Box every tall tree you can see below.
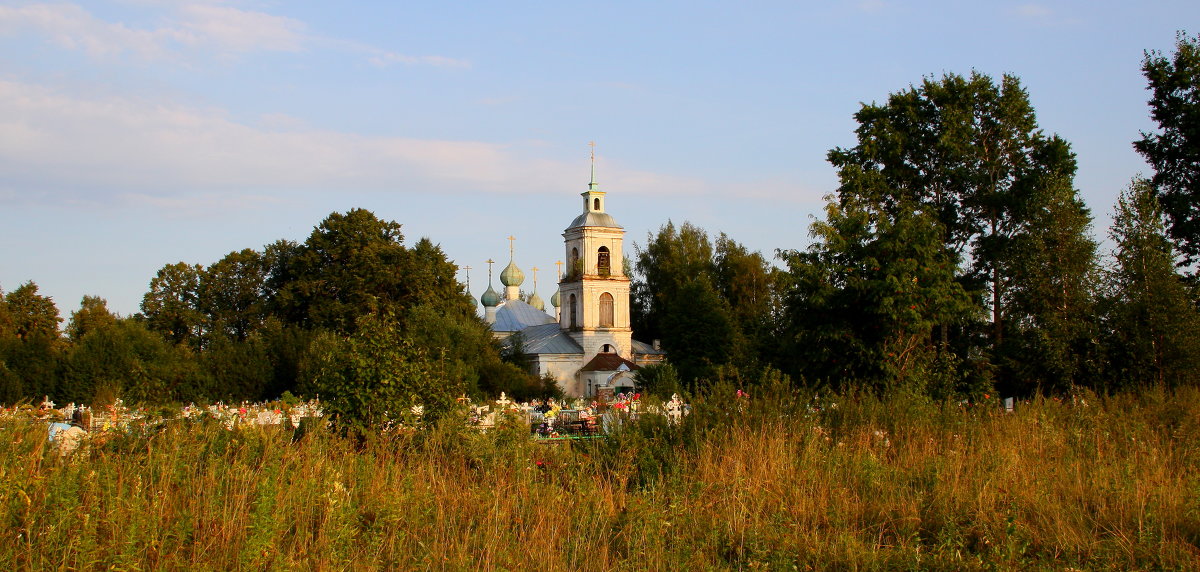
[5,281,62,340]
[0,282,63,400]
[632,221,781,380]
[632,220,716,342]
[141,262,204,346]
[1103,177,1200,388]
[199,248,267,342]
[67,295,118,341]
[780,197,976,390]
[826,71,1080,368]
[1000,170,1100,393]
[275,209,410,333]
[1135,32,1200,267]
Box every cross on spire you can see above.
[555,260,564,280]
[588,141,598,190]
[460,265,472,291]
[531,266,540,289]
[507,235,517,259]
[486,258,495,281]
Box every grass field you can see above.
[3,385,1198,569]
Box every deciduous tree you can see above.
[1102,178,1200,388]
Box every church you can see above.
[477,167,665,398]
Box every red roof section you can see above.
[579,353,640,372]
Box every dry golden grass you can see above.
[3,387,1198,569]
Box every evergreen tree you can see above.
[1135,32,1200,267]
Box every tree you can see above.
[60,318,209,404]
[1000,170,1100,393]
[780,197,976,391]
[67,295,118,341]
[305,311,461,434]
[141,262,204,346]
[1135,32,1200,267]
[5,281,61,340]
[827,71,1077,350]
[632,221,782,380]
[659,277,743,384]
[199,249,267,342]
[275,209,410,333]
[1102,178,1200,388]
[632,221,716,343]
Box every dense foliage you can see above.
[0,209,535,425]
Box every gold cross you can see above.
[531,266,539,287]
[555,260,563,279]
[507,235,516,256]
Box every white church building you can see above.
[478,171,665,398]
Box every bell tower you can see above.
[559,144,633,364]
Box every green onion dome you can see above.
[481,284,501,307]
[528,291,545,311]
[500,260,524,287]
[550,288,561,308]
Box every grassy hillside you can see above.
[3,386,1198,569]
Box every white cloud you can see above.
[176,3,305,53]
[0,79,806,212]
[0,2,463,66]
[0,3,183,59]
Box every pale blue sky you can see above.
[0,0,1194,317]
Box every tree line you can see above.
[634,32,1200,399]
[0,209,551,428]
[2,33,1198,411]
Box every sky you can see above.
[0,0,1195,319]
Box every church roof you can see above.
[516,322,583,354]
[567,211,622,230]
[631,339,666,355]
[492,300,556,332]
[580,353,640,372]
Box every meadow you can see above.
[3,384,1198,570]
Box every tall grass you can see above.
[3,387,1198,569]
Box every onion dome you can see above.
[481,284,501,308]
[481,258,502,308]
[500,235,524,287]
[500,260,524,287]
[528,291,545,311]
[550,288,561,309]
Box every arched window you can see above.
[597,246,611,276]
[602,344,613,353]
[599,292,614,327]
[569,294,578,329]
[570,247,579,278]
[593,197,601,211]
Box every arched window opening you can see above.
[597,246,611,276]
[569,294,578,329]
[599,292,614,327]
[602,344,613,353]
[569,247,580,279]
[593,197,601,211]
